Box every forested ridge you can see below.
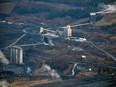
[12,0,115,20]
[32,0,115,7]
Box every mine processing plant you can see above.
[9,5,116,65]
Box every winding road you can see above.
[72,63,78,76]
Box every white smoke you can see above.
[104,5,116,12]
[0,80,9,87]
[0,50,9,65]
[100,4,116,13]
[42,64,62,81]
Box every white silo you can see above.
[10,46,23,65]
[63,25,72,37]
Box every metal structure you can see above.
[43,36,54,46]
[90,5,116,23]
[39,27,44,34]
[90,13,97,23]
[10,41,54,65]
[39,23,91,38]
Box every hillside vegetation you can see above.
[14,0,115,20]
[32,0,115,7]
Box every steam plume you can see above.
[0,50,9,65]
[0,80,9,87]
[42,64,62,81]
[101,4,116,13]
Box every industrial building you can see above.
[39,27,44,34]
[10,46,23,65]
[63,25,72,37]
[90,13,96,23]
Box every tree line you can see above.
[32,0,115,7]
